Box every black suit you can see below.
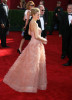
[49,6,63,34]
[0,3,9,47]
[44,7,48,28]
[37,16,47,38]
[62,13,72,61]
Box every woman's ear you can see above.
[33,14,35,18]
[32,14,34,17]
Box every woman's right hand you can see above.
[43,39,47,44]
[24,26,26,31]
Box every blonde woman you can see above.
[17,1,35,54]
[3,8,47,93]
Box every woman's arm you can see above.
[24,11,30,30]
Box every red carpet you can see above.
[0,32,72,100]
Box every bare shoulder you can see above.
[29,20,38,31]
[27,10,31,14]
[30,20,38,28]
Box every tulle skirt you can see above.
[3,38,47,93]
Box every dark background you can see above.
[7,0,72,11]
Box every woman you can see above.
[17,1,35,54]
[3,8,47,93]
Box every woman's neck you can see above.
[32,18,37,22]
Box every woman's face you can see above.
[29,3,34,10]
[33,12,40,20]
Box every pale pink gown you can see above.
[3,27,47,93]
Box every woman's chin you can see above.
[37,18,40,20]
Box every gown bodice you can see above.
[30,27,42,39]
[30,27,42,45]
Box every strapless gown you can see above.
[3,27,47,93]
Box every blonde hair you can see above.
[31,8,40,16]
[26,1,35,10]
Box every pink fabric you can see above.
[3,27,47,93]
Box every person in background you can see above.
[3,8,47,93]
[17,0,26,10]
[0,0,9,48]
[49,1,63,36]
[37,5,47,38]
[39,0,48,30]
[61,4,72,66]
[17,1,35,54]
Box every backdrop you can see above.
[7,0,72,11]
